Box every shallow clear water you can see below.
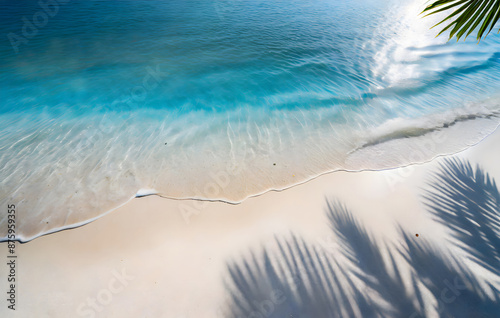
[1,0,500,240]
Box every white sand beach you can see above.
[1,124,499,318]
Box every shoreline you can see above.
[5,116,500,243]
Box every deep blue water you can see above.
[1,0,500,240]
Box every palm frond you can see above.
[422,0,500,42]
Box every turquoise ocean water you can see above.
[1,0,500,240]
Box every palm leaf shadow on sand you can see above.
[406,158,500,317]
[225,232,379,318]
[424,158,500,277]
[224,158,500,318]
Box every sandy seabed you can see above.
[1,126,500,318]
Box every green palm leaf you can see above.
[422,0,500,42]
